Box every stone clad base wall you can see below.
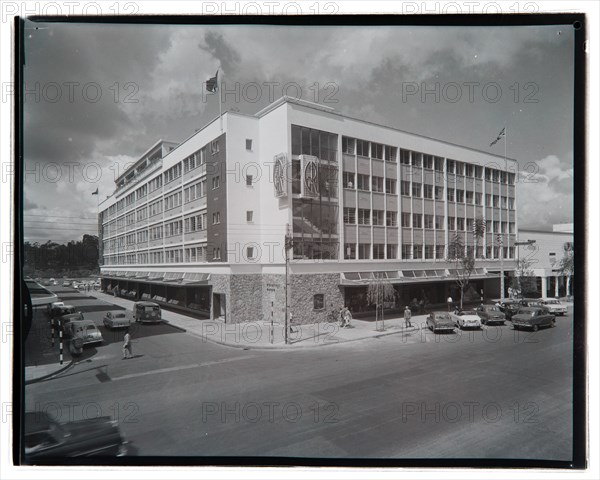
[290,273,344,325]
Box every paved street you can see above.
[25,288,573,460]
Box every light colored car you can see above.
[426,312,456,333]
[62,280,71,287]
[68,320,104,346]
[103,310,134,329]
[450,310,482,329]
[540,298,567,316]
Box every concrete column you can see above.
[554,275,560,297]
[541,276,548,297]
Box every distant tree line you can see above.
[23,234,99,276]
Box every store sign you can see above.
[273,153,287,198]
[300,154,319,198]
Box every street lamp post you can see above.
[497,234,504,302]
[284,224,293,345]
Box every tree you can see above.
[557,244,574,298]
[366,274,396,331]
[473,217,486,258]
[448,233,475,310]
[510,257,537,298]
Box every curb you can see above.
[25,360,74,385]
[180,324,422,351]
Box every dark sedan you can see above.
[511,307,556,332]
[475,304,506,325]
[426,312,456,333]
[24,412,128,462]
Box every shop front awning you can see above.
[340,268,498,285]
[102,271,211,286]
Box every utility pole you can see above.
[284,224,293,345]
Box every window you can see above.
[386,211,397,227]
[344,243,356,259]
[509,222,515,234]
[213,212,220,224]
[357,174,370,191]
[385,178,396,194]
[246,175,253,186]
[413,213,422,228]
[435,157,444,172]
[448,216,456,230]
[412,182,422,197]
[424,184,433,199]
[165,191,182,210]
[212,176,220,189]
[466,218,474,232]
[423,154,433,169]
[371,143,383,159]
[425,245,434,259]
[475,192,482,205]
[508,197,515,209]
[400,149,411,165]
[246,139,252,150]
[358,243,370,259]
[501,222,507,233]
[508,172,516,185]
[373,244,385,259]
[343,207,356,224]
[246,210,254,222]
[164,163,182,184]
[401,213,411,227]
[386,244,397,259]
[456,189,464,203]
[213,247,221,260]
[457,217,465,231]
[493,221,499,233]
[436,245,445,259]
[455,162,464,175]
[358,209,370,225]
[246,246,255,260]
[466,191,474,204]
[465,164,474,177]
[447,188,455,201]
[435,186,444,200]
[356,139,369,157]
[485,194,492,206]
[385,145,397,162]
[342,136,355,155]
[493,195,499,207]
[211,140,219,155]
[413,245,423,259]
[501,196,508,208]
[343,172,355,189]
[401,181,411,196]
[412,152,422,167]
[372,176,384,192]
[424,214,434,229]
[372,210,384,226]
[402,244,412,259]
[447,160,455,174]
[313,294,325,310]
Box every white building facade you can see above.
[99,96,518,323]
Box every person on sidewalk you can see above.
[404,306,412,328]
[122,328,132,359]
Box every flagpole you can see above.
[218,68,222,133]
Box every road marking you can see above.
[111,355,254,381]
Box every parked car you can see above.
[449,310,482,329]
[511,307,556,331]
[57,312,85,335]
[24,411,128,461]
[540,298,568,316]
[103,310,134,329]
[426,312,456,333]
[50,304,77,318]
[47,301,64,315]
[68,320,104,346]
[475,304,506,325]
[519,298,545,308]
[498,300,522,321]
[62,280,71,287]
[133,301,162,323]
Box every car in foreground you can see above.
[68,320,104,346]
[426,312,456,333]
[449,310,482,329]
[103,310,134,329]
[511,306,556,331]
[540,298,568,316]
[24,411,128,461]
[475,304,506,325]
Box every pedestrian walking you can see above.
[122,328,132,359]
[403,306,412,328]
[447,296,453,312]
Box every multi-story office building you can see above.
[99,96,518,323]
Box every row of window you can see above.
[103,245,209,265]
[343,243,516,260]
[342,207,515,232]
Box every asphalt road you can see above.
[25,288,573,461]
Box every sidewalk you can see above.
[90,291,425,350]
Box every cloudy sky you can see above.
[22,20,575,243]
